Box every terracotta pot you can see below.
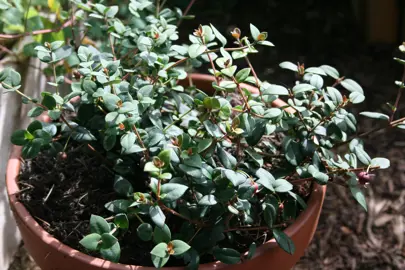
[6,74,326,270]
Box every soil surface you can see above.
[16,145,159,266]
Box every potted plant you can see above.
[3,0,398,269]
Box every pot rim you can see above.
[6,73,326,270]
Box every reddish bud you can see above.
[57,152,67,160]
[357,171,375,185]
[231,28,241,39]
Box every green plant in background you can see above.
[1,0,401,268]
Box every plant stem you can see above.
[390,65,405,122]
[289,165,380,185]
[310,77,344,110]
[23,0,32,32]
[132,124,149,160]
[177,0,197,26]
[165,46,250,71]
[0,18,74,39]
[105,18,117,60]
[187,227,201,244]
[156,0,160,17]
[160,204,204,226]
[52,63,59,95]
[163,107,193,132]
[289,91,310,131]
[233,77,251,111]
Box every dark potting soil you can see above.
[18,145,157,266]
[18,137,310,266]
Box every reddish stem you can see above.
[0,18,74,39]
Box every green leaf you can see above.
[48,109,61,120]
[349,184,367,211]
[237,185,256,199]
[103,133,116,151]
[221,66,237,77]
[235,68,251,83]
[144,161,159,172]
[264,108,282,119]
[114,175,134,197]
[247,242,256,259]
[305,67,326,76]
[100,242,120,263]
[256,168,275,191]
[21,139,42,159]
[349,92,365,104]
[198,138,213,153]
[103,94,121,111]
[273,179,293,192]
[121,132,136,152]
[258,40,274,46]
[341,79,364,94]
[218,147,237,169]
[183,154,202,168]
[53,46,72,62]
[79,233,101,251]
[153,224,171,244]
[212,247,241,264]
[0,68,21,88]
[245,148,263,167]
[90,215,110,234]
[11,130,27,146]
[203,120,223,138]
[326,87,343,105]
[249,24,260,41]
[137,223,153,241]
[118,102,137,113]
[151,243,169,258]
[27,120,42,133]
[158,149,171,168]
[188,44,207,58]
[161,183,188,202]
[106,5,119,17]
[100,233,118,249]
[310,74,324,89]
[320,65,340,79]
[354,145,371,165]
[288,191,307,209]
[27,107,45,117]
[151,254,170,268]
[359,112,389,121]
[210,24,227,46]
[179,164,202,178]
[198,194,217,205]
[292,83,315,94]
[224,169,246,186]
[149,205,166,228]
[313,171,329,185]
[41,94,56,110]
[273,229,295,254]
[104,200,131,213]
[263,203,277,227]
[171,240,191,255]
[114,213,129,229]
[370,157,390,169]
[279,61,298,72]
[261,83,289,95]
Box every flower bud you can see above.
[357,171,375,185]
[231,28,241,39]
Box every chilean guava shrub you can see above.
[2,0,398,268]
